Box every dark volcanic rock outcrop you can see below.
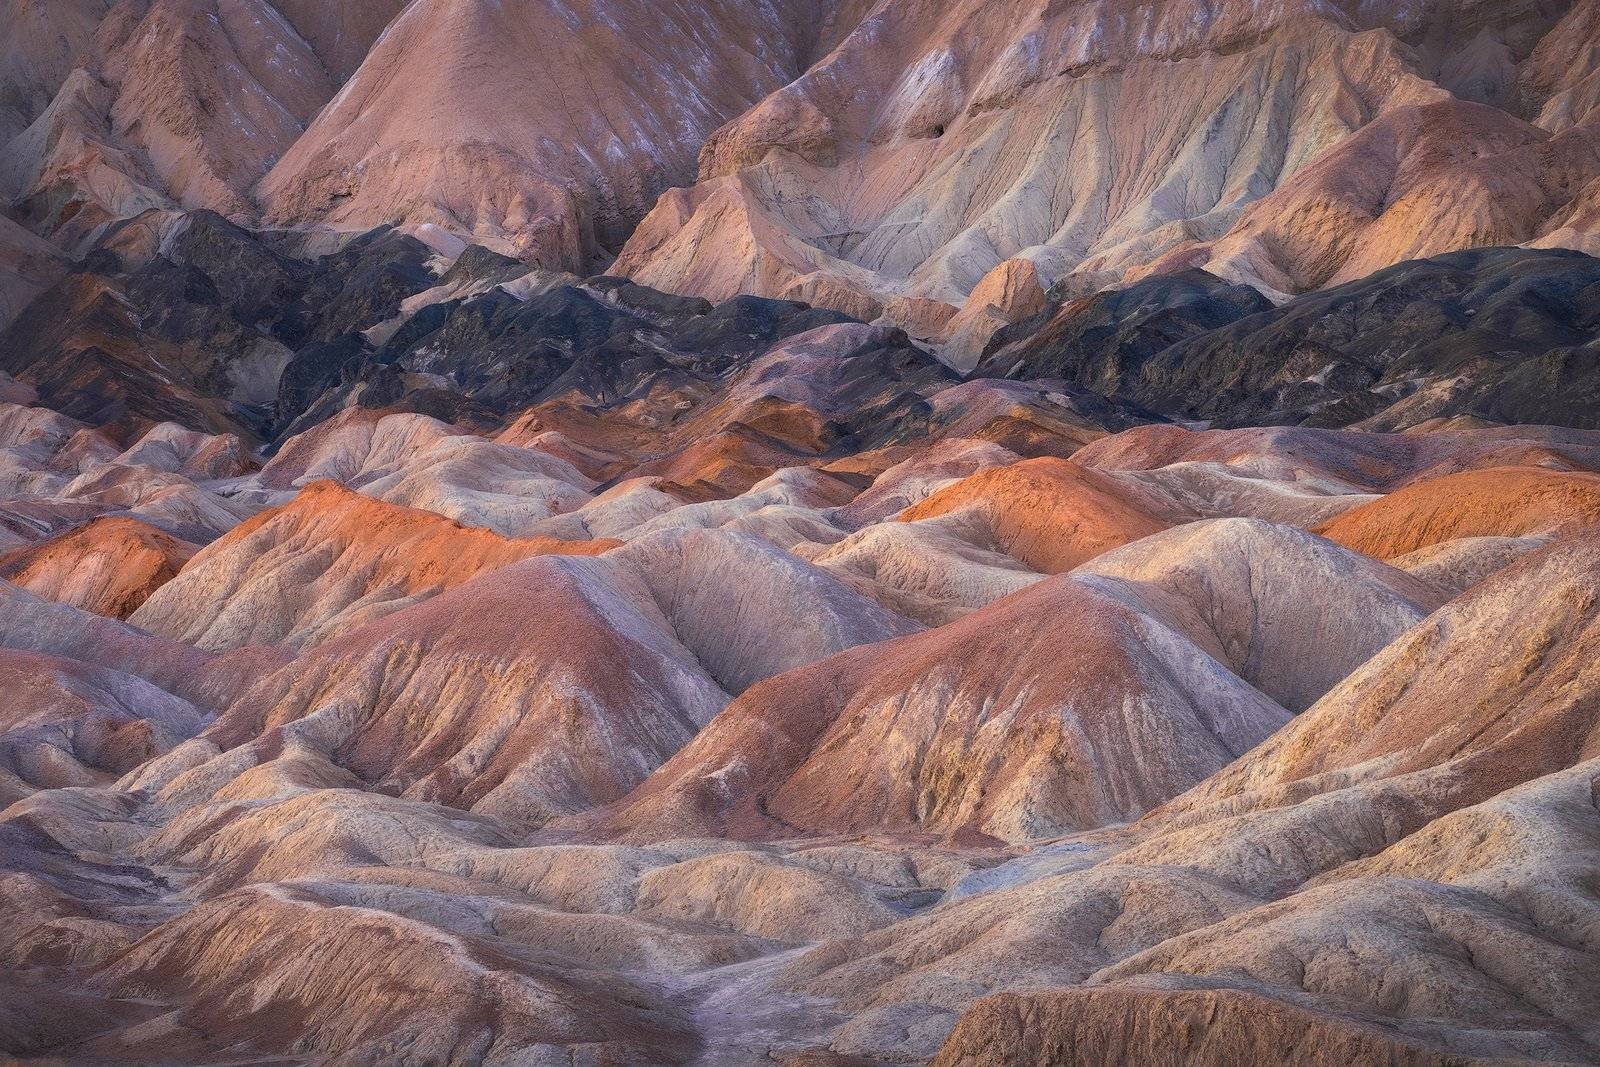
[0,214,438,439]
[982,248,1600,431]
[977,270,1275,388]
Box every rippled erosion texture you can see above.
[4,1,1600,1064]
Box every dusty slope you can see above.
[598,569,1290,844]
[896,456,1170,573]
[0,0,111,145]
[1073,421,1600,491]
[257,0,860,268]
[798,451,1173,621]
[1143,99,1600,296]
[3,402,1600,1065]
[129,480,614,652]
[0,216,65,329]
[615,1,1441,305]
[1074,519,1443,712]
[0,406,260,546]
[1313,465,1600,558]
[614,0,1599,349]
[751,533,1600,1064]
[0,648,205,800]
[0,516,196,618]
[81,878,702,1065]
[133,526,912,827]
[0,0,351,249]
[1167,536,1600,813]
[1389,533,1552,596]
[934,982,1566,1066]
[0,0,409,255]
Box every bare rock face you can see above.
[1145,100,1600,296]
[938,257,1049,372]
[0,0,408,254]
[0,0,110,140]
[0,0,344,249]
[993,247,1600,433]
[0,216,65,329]
[266,0,408,82]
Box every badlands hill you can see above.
[256,0,862,269]
[5,0,1600,358]
[5,0,1600,1064]
[0,0,857,269]
[0,515,196,618]
[3,390,1599,1063]
[615,0,1600,336]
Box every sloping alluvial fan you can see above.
[3,0,1600,1065]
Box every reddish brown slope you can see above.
[1313,466,1600,558]
[0,516,197,618]
[897,457,1170,573]
[598,571,1289,844]
[129,480,615,651]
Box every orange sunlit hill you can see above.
[3,1,1600,1063]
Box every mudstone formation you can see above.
[3,1,1600,1065]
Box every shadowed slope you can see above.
[1074,519,1443,712]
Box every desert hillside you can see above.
[3,2,1600,1064]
